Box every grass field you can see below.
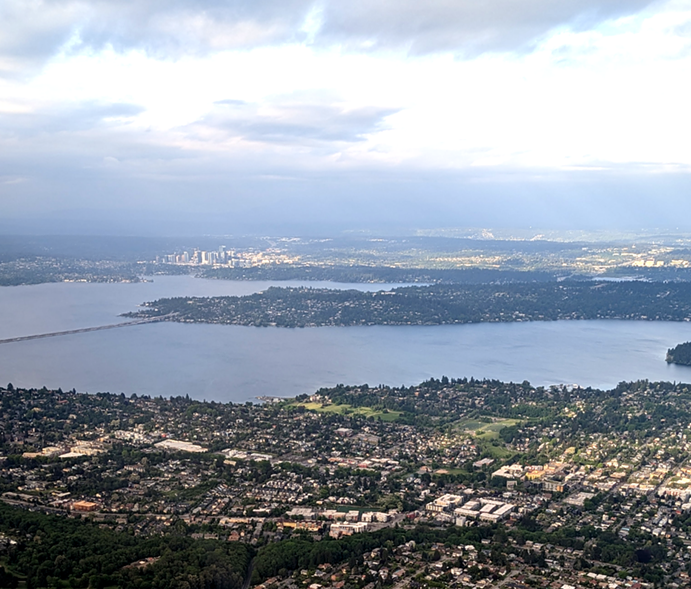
[456,417,520,440]
[476,440,514,459]
[294,402,402,422]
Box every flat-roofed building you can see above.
[72,500,99,512]
[155,439,207,453]
[329,522,369,538]
[425,494,465,513]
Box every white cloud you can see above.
[1,0,691,233]
[2,2,689,173]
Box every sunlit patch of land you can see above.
[456,416,520,438]
[293,401,402,422]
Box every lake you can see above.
[1,276,691,401]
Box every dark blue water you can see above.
[1,276,691,401]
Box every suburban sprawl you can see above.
[7,233,691,287]
[126,281,691,328]
[3,378,691,587]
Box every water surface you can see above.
[1,277,691,401]
[0,276,409,339]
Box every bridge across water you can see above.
[0,316,169,345]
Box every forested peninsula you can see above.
[667,342,691,366]
[126,281,691,328]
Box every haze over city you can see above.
[1,0,690,235]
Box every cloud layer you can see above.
[0,0,658,70]
[2,0,691,235]
[317,0,657,54]
[0,0,313,70]
[192,100,398,146]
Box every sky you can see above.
[1,0,690,235]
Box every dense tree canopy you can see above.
[666,341,691,366]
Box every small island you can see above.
[666,341,691,365]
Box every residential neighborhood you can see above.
[2,378,691,587]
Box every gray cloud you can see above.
[0,0,658,72]
[0,102,145,137]
[315,0,658,55]
[3,160,691,236]
[1,94,690,236]
[190,100,398,145]
[0,0,313,71]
